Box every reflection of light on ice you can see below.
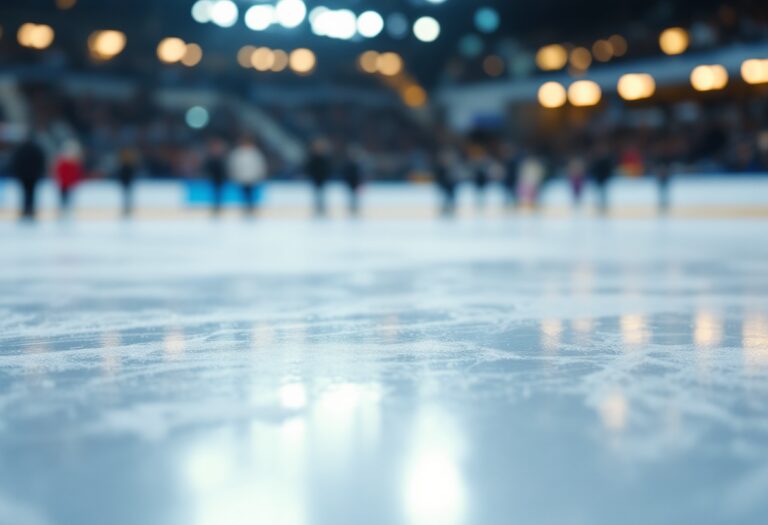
[186,440,234,490]
[598,391,628,432]
[540,319,562,352]
[403,407,466,525]
[571,318,594,345]
[313,383,382,459]
[621,314,647,348]
[743,312,768,370]
[100,331,122,375]
[185,420,307,525]
[279,382,307,409]
[694,311,723,348]
[163,326,185,359]
[251,322,276,350]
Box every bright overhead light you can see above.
[275,0,306,29]
[357,11,384,38]
[289,48,316,74]
[314,9,356,40]
[690,64,728,91]
[413,16,440,43]
[538,82,567,108]
[617,73,656,100]
[568,80,602,107]
[245,4,275,31]
[210,0,238,28]
[191,0,213,23]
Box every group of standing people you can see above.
[6,133,140,220]
[433,140,674,216]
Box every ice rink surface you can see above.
[1,181,768,525]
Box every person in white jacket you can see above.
[227,136,267,214]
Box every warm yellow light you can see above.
[181,43,202,67]
[568,80,602,106]
[536,44,567,71]
[402,85,427,107]
[18,23,55,50]
[741,58,768,85]
[157,37,187,64]
[570,47,592,70]
[483,55,505,77]
[537,81,567,108]
[617,73,656,101]
[271,49,288,72]
[289,48,316,75]
[56,0,77,9]
[690,64,728,91]
[376,52,403,76]
[237,45,255,68]
[358,50,380,74]
[659,27,689,56]
[251,47,275,71]
[609,34,627,57]
[592,39,613,62]
[88,30,126,60]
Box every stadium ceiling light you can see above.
[741,59,768,85]
[245,4,275,31]
[157,37,187,64]
[17,23,55,50]
[386,13,409,39]
[537,82,566,108]
[191,0,213,24]
[617,73,656,100]
[185,106,209,129]
[413,16,440,43]
[357,11,384,38]
[690,64,728,91]
[210,0,238,28]
[568,80,602,106]
[474,7,500,34]
[659,27,689,55]
[316,9,356,40]
[88,30,127,61]
[275,0,307,29]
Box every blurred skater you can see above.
[434,147,460,217]
[591,142,615,214]
[566,156,587,208]
[468,145,490,211]
[501,142,521,209]
[655,164,672,214]
[53,140,84,216]
[518,153,546,209]
[10,134,47,220]
[305,138,332,217]
[204,137,228,216]
[228,136,267,215]
[342,144,365,216]
[117,146,140,217]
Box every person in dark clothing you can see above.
[204,138,228,216]
[342,145,365,216]
[590,143,615,214]
[10,136,47,220]
[304,138,332,217]
[656,163,672,214]
[434,148,460,217]
[116,146,140,217]
[500,143,521,209]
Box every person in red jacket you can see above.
[54,140,84,215]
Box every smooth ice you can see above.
[1,198,768,524]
